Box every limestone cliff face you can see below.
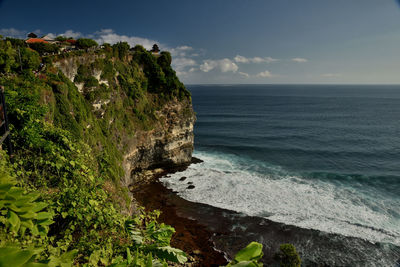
[122,99,195,186]
[53,52,196,188]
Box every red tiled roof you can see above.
[66,39,76,44]
[26,38,49,44]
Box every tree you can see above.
[76,38,98,49]
[151,43,160,53]
[28,43,59,55]
[20,47,40,70]
[27,32,37,38]
[5,37,26,47]
[112,41,130,60]
[132,44,146,53]
[55,36,68,42]
[157,51,172,68]
[0,40,17,73]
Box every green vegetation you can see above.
[0,37,299,266]
[76,38,98,50]
[274,244,301,267]
[0,36,194,266]
[28,43,60,56]
[227,242,264,267]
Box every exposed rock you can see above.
[122,99,196,187]
[191,157,204,164]
[187,185,195,189]
[53,54,102,82]
[179,176,187,181]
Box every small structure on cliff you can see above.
[150,44,160,55]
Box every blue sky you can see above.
[1,0,400,84]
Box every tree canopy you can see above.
[76,38,98,49]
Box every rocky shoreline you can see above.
[131,158,400,267]
[130,159,228,267]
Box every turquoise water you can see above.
[162,85,400,264]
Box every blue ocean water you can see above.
[162,85,400,248]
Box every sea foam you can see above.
[161,150,400,246]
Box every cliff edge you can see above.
[0,38,198,265]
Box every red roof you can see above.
[66,39,76,44]
[26,38,49,44]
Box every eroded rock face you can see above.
[122,99,195,186]
[53,55,195,189]
[53,54,101,82]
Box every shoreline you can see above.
[130,164,229,267]
[131,159,400,266]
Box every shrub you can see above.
[76,38,98,49]
[112,42,130,60]
[28,43,59,55]
[20,47,40,70]
[274,244,301,267]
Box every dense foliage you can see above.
[274,244,301,267]
[76,39,98,50]
[0,36,299,266]
[0,36,194,266]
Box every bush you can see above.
[20,47,40,70]
[55,36,68,42]
[274,244,301,267]
[0,40,17,73]
[76,38,98,49]
[28,42,59,55]
[112,42,130,60]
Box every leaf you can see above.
[152,246,188,264]
[228,261,260,267]
[31,224,39,236]
[0,247,36,267]
[145,253,152,267]
[30,202,48,213]
[19,211,37,219]
[0,183,13,192]
[35,212,52,220]
[126,248,132,264]
[8,210,21,232]
[233,242,263,262]
[21,219,34,230]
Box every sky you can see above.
[1,0,400,84]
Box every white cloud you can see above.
[234,55,250,63]
[172,57,197,73]
[256,70,273,78]
[170,45,195,57]
[176,45,193,51]
[322,73,341,78]
[189,67,197,72]
[0,28,27,38]
[61,30,83,39]
[90,29,158,50]
[239,72,250,78]
[292,57,308,63]
[43,30,83,40]
[234,55,279,64]
[200,58,238,73]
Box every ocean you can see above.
[161,84,400,266]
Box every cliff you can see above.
[0,38,197,266]
[51,49,195,191]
